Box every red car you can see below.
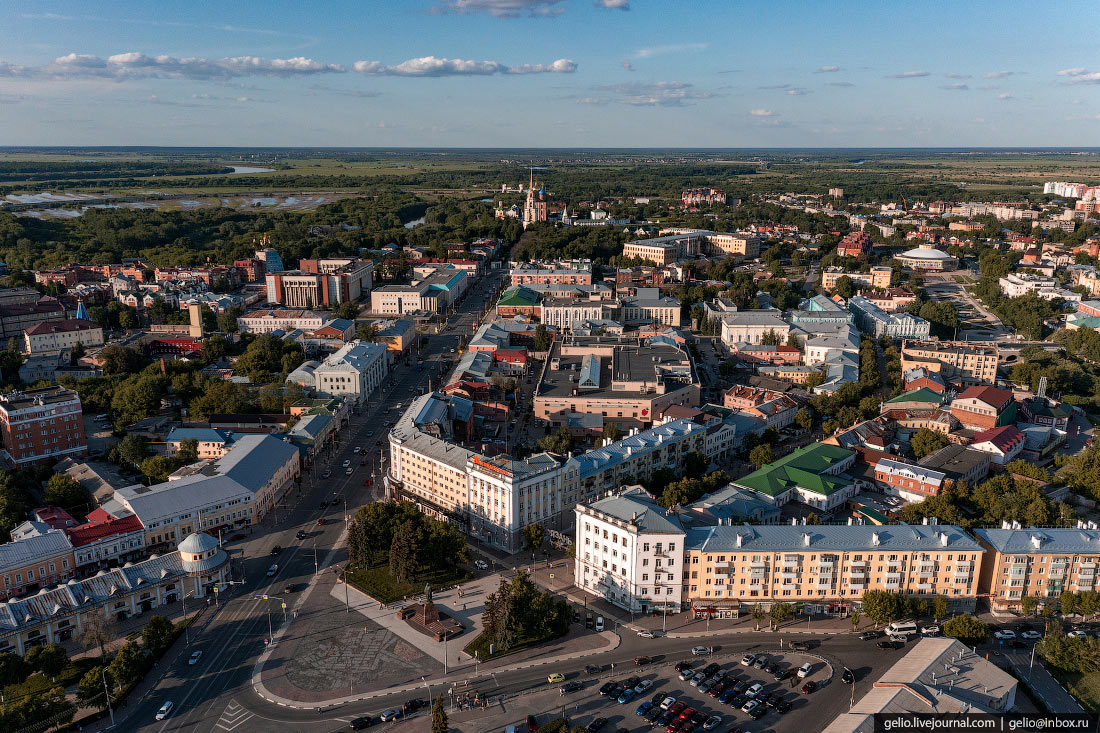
[801,680,817,694]
[634,656,652,665]
[316,518,325,526]
[526,714,538,731]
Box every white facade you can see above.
[848,295,931,340]
[238,310,325,334]
[541,300,610,331]
[313,340,389,403]
[467,454,562,553]
[718,312,791,346]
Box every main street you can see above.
[120,269,507,733]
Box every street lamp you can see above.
[101,666,115,727]
[181,590,196,645]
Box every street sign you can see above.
[281,602,287,609]
[262,595,269,600]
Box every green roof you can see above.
[497,285,541,307]
[735,442,854,498]
[885,387,943,405]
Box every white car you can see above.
[634,679,653,694]
[691,646,714,656]
[796,662,813,679]
[353,446,361,453]
[473,559,489,570]
[703,716,722,731]
[921,625,940,636]
[659,696,677,710]
[740,654,756,667]
[689,671,706,687]
[741,700,759,714]
[993,629,1017,640]
[266,564,278,576]
[1021,630,1043,640]
[345,468,353,475]
[156,702,174,720]
[1068,630,1089,639]
[745,683,763,698]
[342,459,351,468]
[637,629,655,638]
[188,650,203,665]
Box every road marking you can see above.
[215,699,255,731]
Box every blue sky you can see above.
[1,0,1099,147]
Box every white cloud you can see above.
[983,70,1018,78]
[633,42,709,59]
[887,70,930,78]
[999,93,1014,100]
[0,52,345,80]
[1058,68,1100,84]
[622,59,633,71]
[353,56,576,76]
[430,0,567,17]
[816,65,839,73]
[597,0,630,8]
[944,73,971,79]
[749,109,776,117]
[786,88,808,96]
[827,81,855,87]
[588,80,712,106]
[940,83,969,90]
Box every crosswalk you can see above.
[214,700,254,731]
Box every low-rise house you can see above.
[968,425,1026,466]
[918,444,991,486]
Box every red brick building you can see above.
[837,231,873,258]
[949,385,1016,432]
[0,386,87,467]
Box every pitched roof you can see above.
[687,523,980,553]
[973,527,1100,554]
[734,442,854,498]
[66,515,144,547]
[585,486,685,534]
[956,385,1013,408]
[24,318,101,335]
[885,387,943,405]
[971,425,1024,453]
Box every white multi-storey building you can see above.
[313,340,389,403]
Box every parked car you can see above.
[674,661,692,672]
[858,630,883,640]
[1021,630,1043,640]
[878,640,903,649]
[796,663,813,679]
[526,715,539,731]
[690,672,706,687]
[269,545,281,556]
[380,709,402,722]
[691,646,714,656]
[745,683,763,698]
[921,625,940,636]
[617,687,637,704]
[993,629,1017,640]
[560,681,583,695]
[659,696,677,710]
[188,650,203,665]
[773,668,790,681]
[595,616,605,632]
[740,700,759,715]
[775,698,792,714]
[1068,630,1089,639]
[801,680,818,694]
[635,701,654,717]
[842,668,855,684]
[586,664,602,675]
[740,654,756,667]
[156,702,174,720]
[635,679,653,694]
[586,718,608,732]
[599,682,617,696]
[349,716,376,729]
[752,655,768,669]
[635,656,652,665]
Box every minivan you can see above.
[886,621,918,637]
[595,616,605,632]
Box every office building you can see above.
[0,529,75,600]
[238,309,325,334]
[732,442,858,512]
[900,340,999,387]
[949,385,1016,431]
[509,262,593,286]
[618,288,682,327]
[0,387,86,467]
[370,269,468,315]
[0,296,66,341]
[714,310,791,347]
[848,295,931,340]
[265,259,373,308]
[313,340,389,403]
[23,318,104,354]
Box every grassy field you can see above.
[1047,666,1100,715]
[462,627,564,662]
[344,560,471,604]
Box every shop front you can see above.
[692,600,740,619]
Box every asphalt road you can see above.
[123,272,508,733]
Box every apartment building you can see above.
[509,262,593,286]
[165,427,237,459]
[574,486,686,615]
[0,387,87,468]
[467,453,563,553]
[0,296,67,341]
[900,340,1000,387]
[685,523,983,616]
[837,231,873,257]
[313,340,389,403]
[237,309,325,334]
[682,188,729,206]
[874,458,946,503]
[0,529,75,600]
[848,295,931,340]
[974,525,1100,615]
[23,318,104,354]
[622,240,681,266]
[533,338,700,428]
[623,230,760,266]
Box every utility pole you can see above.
[102,666,115,727]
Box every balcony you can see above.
[1010,569,1027,578]
[780,559,800,568]
[848,581,867,590]
[848,570,868,579]
[886,559,903,567]
[916,570,935,578]
[849,560,867,567]
[750,571,767,580]
[780,571,798,579]
[1005,590,1023,600]
[748,583,764,591]
[713,566,731,575]
[885,572,902,580]
[750,561,767,569]
[884,581,901,589]
[953,574,971,584]
[914,582,934,590]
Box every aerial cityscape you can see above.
[2,2,1100,732]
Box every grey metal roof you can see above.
[686,523,983,554]
[973,527,1100,555]
[392,394,477,471]
[206,434,298,493]
[585,486,685,535]
[0,530,72,572]
[118,474,254,525]
[563,418,706,479]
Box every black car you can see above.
[295,530,307,540]
[645,706,663,724]
[270,545,281,556]
[403,698,423,712]
[319,500,327,508]
[560,681,583,695]
[674,661,692,672]
[789,640,811,651]
[599,681,617,696]
[841,668,855,684]
[763,663,778,674]
[878,640,903,649]
[623,676,641,689]
[657,711,675,727]
[651,691,666,705]
[703,662,721,676]
[858,630,883,640]
[349,716,376,729]
[586,664,602,675]
[756,692,772,706]
[690,711,707,726]
[749,705,767,720]
[775,698,792,714]
[586,718,608,732]
[766,695,782,709]
[773,668,790,681]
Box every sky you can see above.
[1,0,1099,147]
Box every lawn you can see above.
[1046,666,1100,715]
[344,559,471,604]
[462,627,564,662]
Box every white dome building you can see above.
[895,243,958,271]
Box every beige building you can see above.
[623,229,760,266]
[974,524,1100,615]
[23,318,104,354]
[685,523,983,617]
[820,266,893,292]
[541,298,614,331]
[622,240,680,266]
[533,338,700,429]
[900,340,1000,387]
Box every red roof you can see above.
[971,425,1024,452]
[85,507,118,523]
[956,385,1013,409]
[66,514,144,547]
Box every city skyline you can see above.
[1,1,1099,147]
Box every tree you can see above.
[537,426,573,455]
[759,329,781,346]
[931,595,949,622]
[601,422,622,442]
[107,640,145,688]
[112,433,150,468]
[0,651,27,688]
[943,614,988,647]
[769,602,793,629]
[683,450,708,478]
[1021,595,1040,617]
[216,305,242,334]
[98,344,143,376]
[832,275,854,300]
[334,301,361,321]
[43,473,91,519]
[533,324,552,352]
[177,437,199,464]
[748,444,775,469]
[1061,591,1079,618]
[795,408,814,431]
[849,611,861,630]
[522,523,545,554]
[80,612,116,662]
[911,428,949,459]
[118,308,139,330]
[751,604,765,631]
[389,520,420,583]
[805,512,821,525]
[25,643,67,680]
[77,666,112,709]
[142,615,175,652]
[431,693,448,733]
[356,321,380,342]
[861,590,902,627]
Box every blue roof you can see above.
[579,354,600,388]
[973,527,1100,555]
[166,427,232,444]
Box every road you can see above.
[123,270,508,733]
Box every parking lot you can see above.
[509,648,847,733]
